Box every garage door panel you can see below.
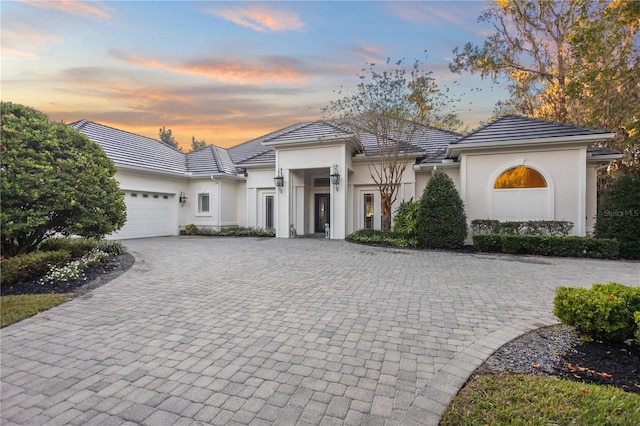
[111,192,173,239]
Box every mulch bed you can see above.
[0,253,135,296]
[479,324,640,394]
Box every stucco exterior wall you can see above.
[244,167,276,230]
[461,147,587,236]
[184,178,220,229]
[586,164,599,233]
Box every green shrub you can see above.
[595,173,640,259]
[553,283,640,343]
[472,234,502,252]
[393,198,420,237]
[472,234,619,259]
[347,229,418,248]
[95,240,127,256]
[635,312,640,345]
[39,237,97,258]
[41,249,109,283]
[184,224,198,235]
[416,170,467,249]
[471,219,573,236]
[1,250,71,287]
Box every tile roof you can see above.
[452,114,613,145]
[72,120,187,175]
[185,145,238,175]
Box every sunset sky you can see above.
[2,1,509,150]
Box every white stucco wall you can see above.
[184,178,220,229]
[244,167,277,230]
[461,147,587,236]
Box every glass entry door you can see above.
[314,193,330,233]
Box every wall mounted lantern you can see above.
[274,168,284,192]
[330,164,341,191]
[179,192,188,205]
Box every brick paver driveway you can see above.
[2,237,638,425]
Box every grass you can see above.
[1,293,71,328]
[440,373,640,426]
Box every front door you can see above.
[314,193,330,233]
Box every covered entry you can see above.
[314,193,330,233]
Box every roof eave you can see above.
[115,164,189,178]
[446,133,616,158]
[413,160,460,171]
[262,136,353,148]
[352,151,426,162]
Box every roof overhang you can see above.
[413,159,460,171]
[586,153,623,163]
[115,164,189,178]
[352,151,426,162]
[446,133,616,158]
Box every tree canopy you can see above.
[190,136,207,152]
[159,126,181,151]
[323,58,462,231]
[451,0,639,174]
[1,102,126,256]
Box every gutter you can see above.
[413,159,460,171]
[210,175,222,230]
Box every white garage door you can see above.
[111,191,174,239]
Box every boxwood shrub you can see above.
[635,312,640,345]
[472,234,619,259]
[39,237,97,258]
[1,250,71,287]
[347,229,418,248]
[554,283,640,343]
[471,219,573,236]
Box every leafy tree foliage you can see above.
[451,0,639,174]
[594,172,640,259]
[324,58,462,231]
[190,136,207,152]
[416,170,467,249]
[1,102,126,257]
[159,126,181,151]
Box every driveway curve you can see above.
[2,237,638,425]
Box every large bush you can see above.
[416,170,467,249]
[594,173,640,260]
[39,237,97,258]
[1,102,126,257]
[554,283,640,343]
[1,250,71,287]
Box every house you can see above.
[71,115,620,241]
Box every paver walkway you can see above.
[1,237,638,425]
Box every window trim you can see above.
[197,192,211,216]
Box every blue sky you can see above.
[2,1,508,149]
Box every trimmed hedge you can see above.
[1,250,71,287]
[184,225,275,237]
[554,283,640,343]
[96,240,127,256]
[347,229,418,248]
[471,219,574,236]
[39,237,97,258]
[473,234,619,259]
[635,312,640,345]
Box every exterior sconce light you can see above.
[179,192,188,205]
[330,164,341,191]
[274,168,284,192]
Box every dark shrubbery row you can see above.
[554,283,640,343]
[1,250,71,287]
[346,229,418,248]
[184,225,275,237]
[471,219,574,237]
[473,234,619,259]
[1,238,127,288]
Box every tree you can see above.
[190,136,207,152]
[159,126,181,150]
[594,172,640,259]
[1,102,126,257]
[324,58,462,231]
[416,170,467,249]
[451,0,639,174]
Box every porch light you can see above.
[179,192,188,205]
[330,164,341,191]
[274,168,284,192]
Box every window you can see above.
[364,193,374,229]
[265,195,274,229]
[494,166,547,189]
[198,193,210,214]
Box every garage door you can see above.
[111,191,174,239]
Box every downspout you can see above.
[210,175,222,231]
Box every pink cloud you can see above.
[207,5,306,32]
[21,0,111,19]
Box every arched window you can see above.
[494,166,547,189]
